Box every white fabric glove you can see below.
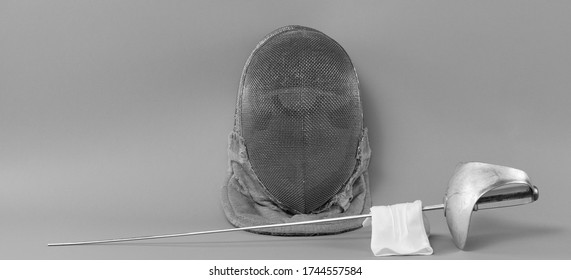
[362,200,433,256]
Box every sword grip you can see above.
[474,184,539,211]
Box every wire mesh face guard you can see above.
[221,25,371,235]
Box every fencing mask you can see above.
[221,25,371,235]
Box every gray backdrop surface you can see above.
[1,0,570,259]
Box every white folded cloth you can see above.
[362,200,433,256]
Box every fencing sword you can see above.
[48,162,539,249]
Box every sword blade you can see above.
[48,204,445,246]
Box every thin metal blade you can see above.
[48,204,445,246]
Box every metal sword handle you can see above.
[474,184,539,211]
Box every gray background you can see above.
[2,0,570,259]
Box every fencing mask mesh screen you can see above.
[221,25,371,235]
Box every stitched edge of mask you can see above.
[226,127,370,215]
[220,159,371,235]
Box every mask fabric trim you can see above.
[220,128,371,236]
